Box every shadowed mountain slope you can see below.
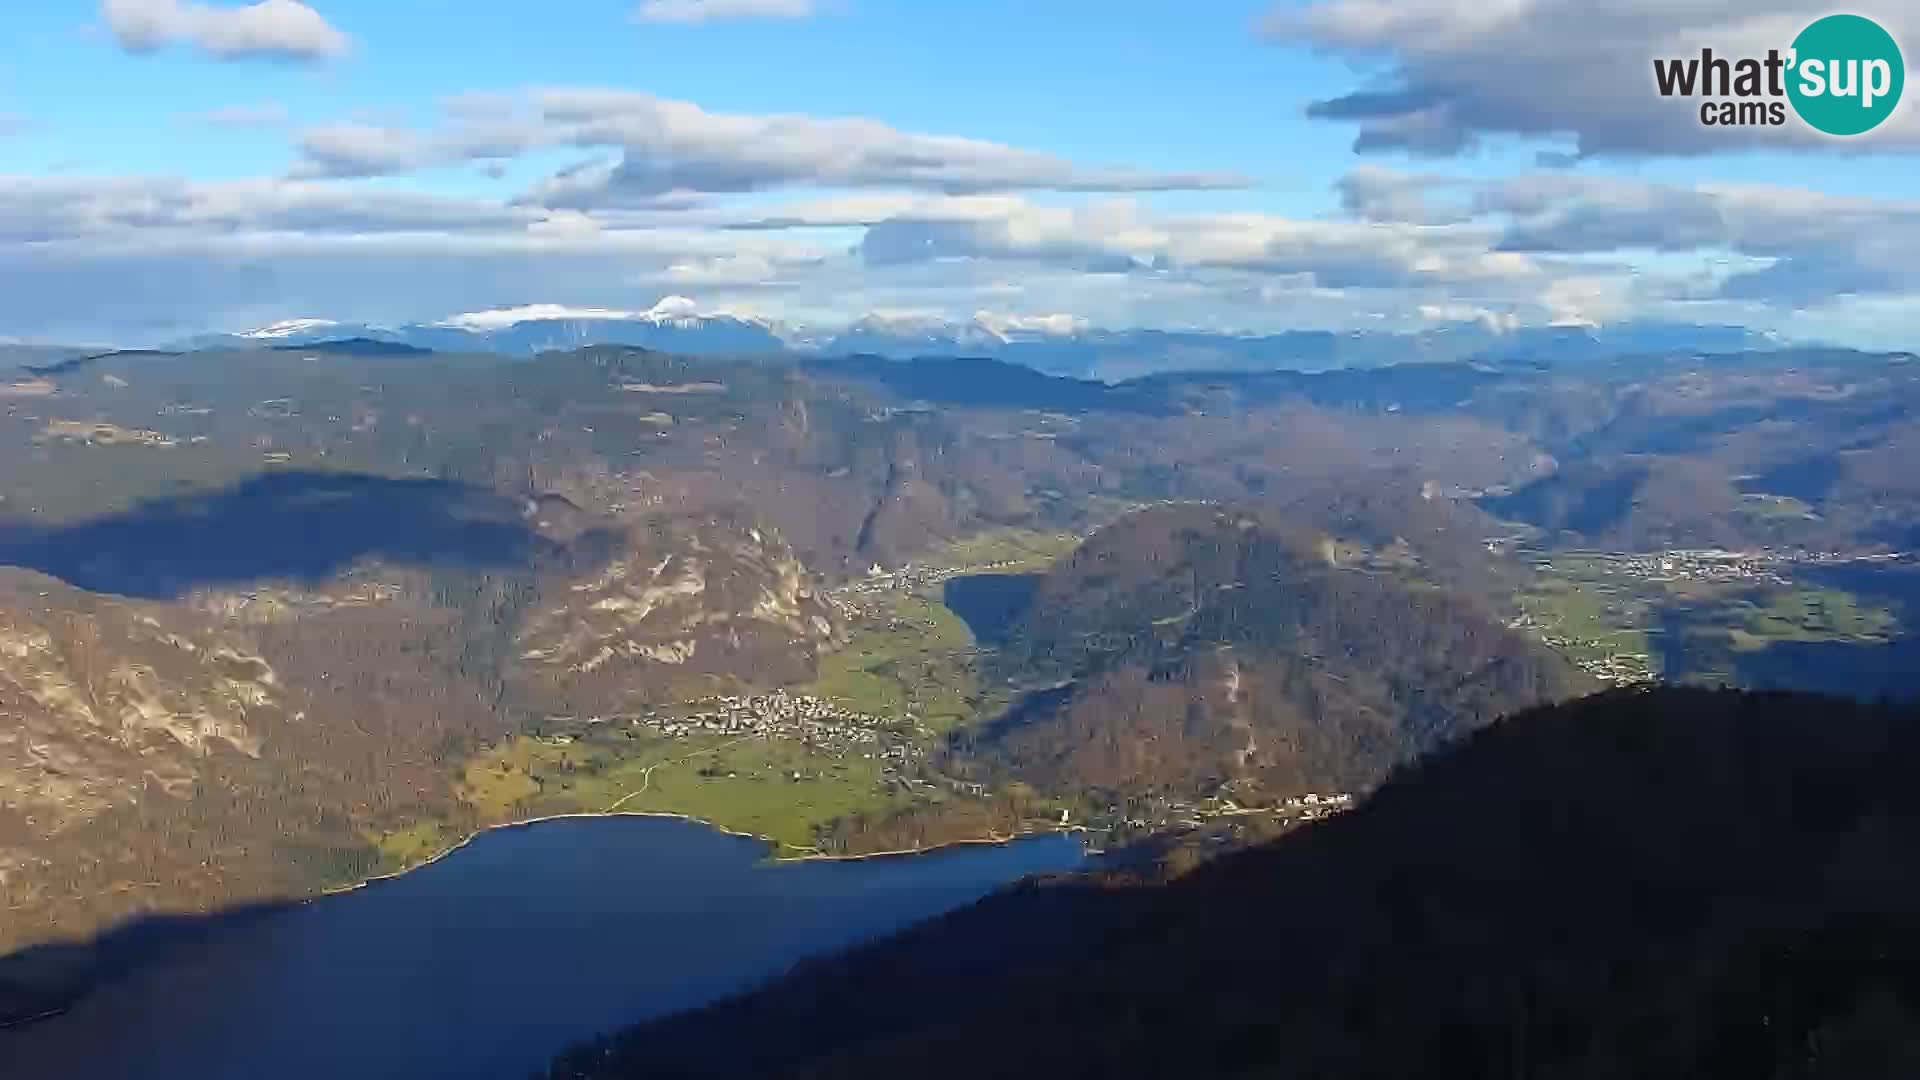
[554,686,1920,1080]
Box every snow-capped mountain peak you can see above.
[834,310,1088,350]
[178,306,1779,378]
[970,311,1089,340]
[646,295,701,321]
[240,318,342,340]
[435,304,641,332]
[433,297,766,333]
[185,297,786,357]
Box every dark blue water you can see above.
[0,817,1086,1080]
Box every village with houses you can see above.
[1528,546,1914,589]
[629,689,914,763]
[1507,546,1915,686]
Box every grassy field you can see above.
[1520,552,1903,685]
[930,528,1080,573]
[367,820,455,872]
[808,526,1079,731]
[366,525,1087,871]
[443,730,910,854]
[569,736,907,852]
[1517,574,1654,665]
[1724,587,1898,652]
[807,593,984,732]
[1736,492,1821,521]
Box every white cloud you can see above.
[289,89,1248,199]
[0,175,538,243]
[855,196,1545,291]
[1268,0,1920,157]
[0,165,1627,340]
[973,311,1089,337]
[102,0,349,62]
[633,0,815,24]
[11,139,1920,344]
[1418,303,1519,331]
[294,122,442,176]
[661,252,786,286]
[438,304,644,331]
[0,165,797,339]
[1332,166,1920,305]
[435,297,734,330]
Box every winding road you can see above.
[602,734,758,813]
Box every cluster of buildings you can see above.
[39,419,176,447]
[1606,549,1793,587]
[1566,648,1652,684]
[1095,790,1358,834]
[1541,547,1914,589]
[842,555,1034,600]
[1274,791,1357,817]
[1510,546,1920,684]
[631,689,912,761]
[1512,546,1915,684]
[1195,792,1357,824]
[1505,611,1655,684]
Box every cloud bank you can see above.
[289,89,1249,200]
[633,0,816,24]
[102,0,349,62]
[1269,0,1920,157]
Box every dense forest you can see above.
[952,504,1587,800]
[5,342,1919,964]
[552,686,1920,1080]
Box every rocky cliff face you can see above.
[0,571,282,818]
[0,570,294,939]
[0,506,838,955]
[512,513,840,714]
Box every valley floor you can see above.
[1512,546,1920,694]
[361,529,1089,875]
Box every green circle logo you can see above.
[1787,14,1904,136]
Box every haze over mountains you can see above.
[169,299,791,362]
[3,332,1918,1068]
[163,303,1783,379]
[10,1,1920,1075]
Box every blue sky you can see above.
[3,0,1919,346]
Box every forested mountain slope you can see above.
[954,504,1587,801]
[555,686,1920,1080]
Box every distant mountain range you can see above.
[167,301,1783,378]
[820,319,1781,379]
[170,299,791,360]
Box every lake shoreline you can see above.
[3,814,1085,1036]
[1,814,1092,1078]
[324,809,1079,898]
